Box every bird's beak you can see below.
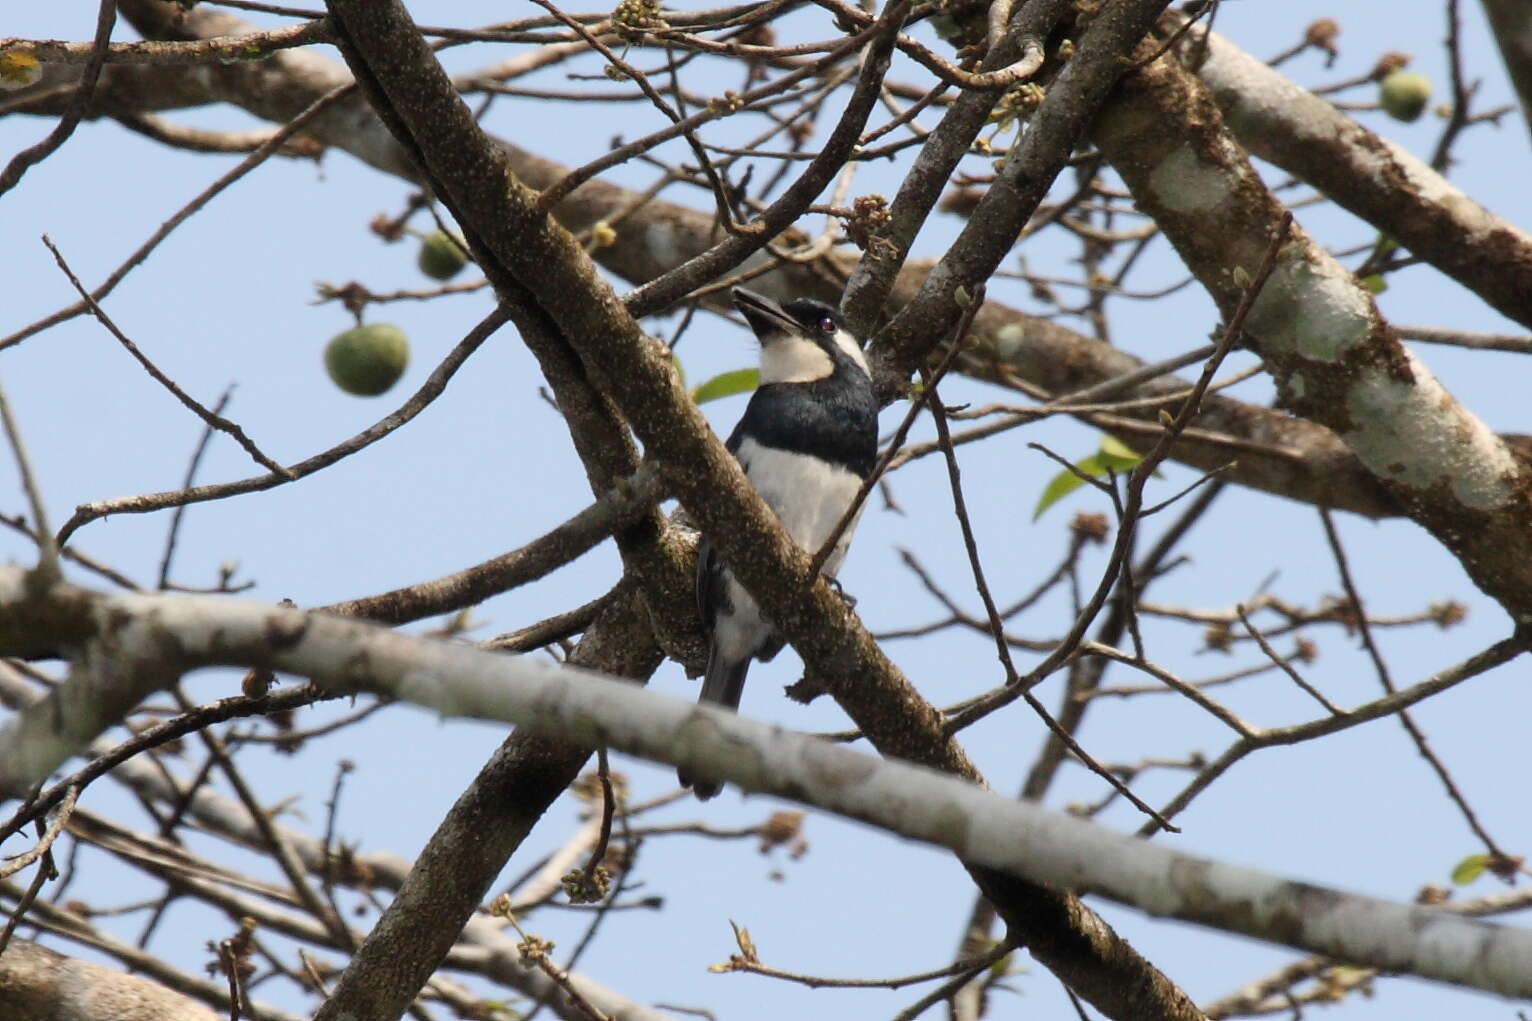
[732,287,798,341]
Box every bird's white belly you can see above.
[735,437,866,573]
[713,438,866,664]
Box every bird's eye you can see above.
[818,316,836,334]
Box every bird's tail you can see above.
[678,647,751,800]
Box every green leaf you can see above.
[1361,273,1387,294]
[1097,434,1144,472]
[1033,454,1103,520]
[1034,435,1155,520]
[1451,854,1488,885]
[691,367,758,405]
[670,352,685,389]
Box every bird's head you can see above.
[732,287,868,385]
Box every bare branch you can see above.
[3,571,1530,1001]
[54,306,510,546]
[3,19,332,66]
[42,236,289,479]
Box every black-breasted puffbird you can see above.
[680,287,878,800]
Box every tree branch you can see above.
[84,0,1450,523]
[3,571,1531,1001]
[1170,13,1532,330]
[1091,32,1532,621]
[1480,0,1532,145]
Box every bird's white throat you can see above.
[759,328,867,384]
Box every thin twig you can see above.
[727,939,1014,990]
[1397,325,1532,355]
[0,513,138,589]
[0,786,77,881]
[0,795,73,956]
[533,36,863,215]
[176,690,357,952]
[920,365,1016,683]
[1139,632,1528,837]
[925,352,1177,829]
[526,0,739,232]
[1235,604,1342,715]
[54,306,510,545]
[945,212,1295,736]
[158,386,236,590]
[1428,0,1471,173]
[888,952,1008,1021]
[484,588,618,653]
[621,0,908,316]
[0,378,59,577]
[319,758,355,949]
[578,748,617,894]
[41,237,289,479]
[1318,509,1512,865]
[2,82,356,355]
[1122,0,1210,72]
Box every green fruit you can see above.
[417,230,469,281]
[1379,71,1431,122]
[325,323,410,396]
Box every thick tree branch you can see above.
[31,0,1452,522]
[73,3,1200,1016]
[1171,14,1532,330]
[4,19,333,66]
[872,0,1177,396]
[3,572,1531,1002]
[1480,0,1532,144]
[0,593,666,1021]
[839,0,1074,336]
[0,937,221,1021]
[1091,38,1532,622]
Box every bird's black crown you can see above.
[780,298,847,340]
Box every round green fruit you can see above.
[417,230,469,281]
[324,323,410,396]
[1379,71,1431,123]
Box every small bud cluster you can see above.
[756,810,806,854]
[1370,51,1412,81]
[1428,600,1467,628]
[613,0,667,40]
[1203,621,1233,653]
[562,865,612,904]
[591,220,618,248]
[1304,18,1340,64]
[707,91,745,115]
[989,82,1046,137]
[845,195,890,251]
[1070,512,1109,544]
[516,931,556,965]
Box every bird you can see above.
[679,287,878,800]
